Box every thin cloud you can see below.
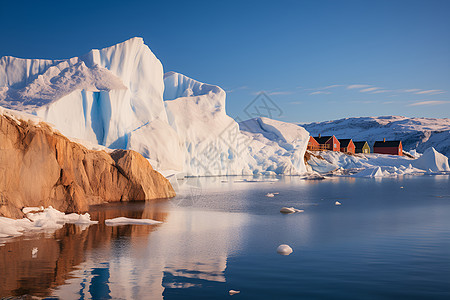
[351,100,375,104]
[309,91,331,95]
[360,87,381,93]
[321,84,343,89]
[415,90,445,95]
[305,84,343,91]
[408,100,449,106]
[347,84,371,89]
[226,86,249,93]
[372,90,390,94]
[268,91,293,95]
[402,89,421,93]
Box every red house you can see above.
[313,135,340,151]
[307,136,321,150]
[373,139,403,156]
[339,139,355,154]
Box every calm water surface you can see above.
[1,175,449,299]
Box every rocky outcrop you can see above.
[0,111,175,218]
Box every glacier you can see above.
[0,37,310,176]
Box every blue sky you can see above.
[1,0,449,123]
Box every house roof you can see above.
[313,136,333,144]
[373,140,402,148]
[339,139,353,147]
[353,141,369,149]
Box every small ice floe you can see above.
[304,172,326,180]
[229,290,240,296]
[266,193,275,197]
[400,186,404,189]
[277,244,293,255]
[1,207,99,246]
[31,247,38,258]
[105,217,162,226]
[273,192,279,195]
[280,207,304,214]
[335,201,342,206]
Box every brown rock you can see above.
[0,113,175,218]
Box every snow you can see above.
[302,116,450,159]
[0,206,97,246]
[105,217,162,226]
[308,146,449,177]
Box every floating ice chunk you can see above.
[277,244,293,255]
[400,186,404,189]
[335,201,342,206]
[1,207,98,246]
[32,247,38,258]
[105,217,162,226]
[26,206,98,227]
[353,167,384,178]
[266,193,275,197]
[280,207,304,214]
[229,290,240,295]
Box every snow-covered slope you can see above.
[0,38,310,176]
[307,147,450,177]
[302,116,450,158]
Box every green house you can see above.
[354,141,370,154]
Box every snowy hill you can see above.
[302,116,450,158]
[0,38,309,176]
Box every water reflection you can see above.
[52,205,246,299]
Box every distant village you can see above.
[307,135,403,156]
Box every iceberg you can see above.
[0,37,310,177]
[412,147,450,172]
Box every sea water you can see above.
[0,175,449,299]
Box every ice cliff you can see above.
[0,38,310,176]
